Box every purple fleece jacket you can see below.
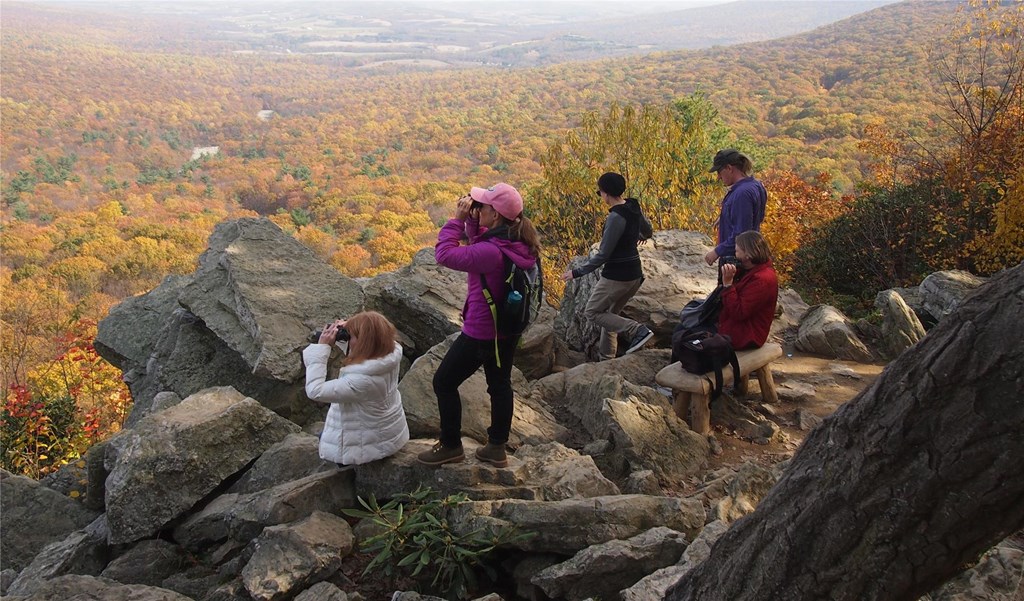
[435,218,537,340]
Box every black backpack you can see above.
[479,254,543,338]
[671,328,740,400]
[678,285,724,331]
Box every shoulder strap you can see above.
[478,245,512,368]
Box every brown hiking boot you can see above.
[474,442,508,468]
[416,442,464,466]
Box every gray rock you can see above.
[772,288,810,334]
[95,274,191,372]
[178,218,364,382]
[121,308,308,426]
[295,581,351,601]
[160,563,228,600]
[0,469,99,572]
[875,289,926,359]
[796,305,874,362]
[4,574,193,600]
[241,511,353,601]
[360,247,465,356]
[227,432,329,495]
[7,515,110,596]
[150,391,183,413]
[0,569,16,596]
[920,270,987,322]
[103,387,300,544]
[399,333,566,445]
[391,593,447,601]
[797,408,824,431]
[623,470,663,496]
[556,230,717,359]
[620,520,729,601]
[353,439,618,503]
[922,538,1023,600]
[515,304,558,380]
[447,494,705,553]
[174,468,356,552]
[777,380,817,403]
[532,526,689,601]
[711,462,780,524]
[100,539,187,587]
[601,396,710,488]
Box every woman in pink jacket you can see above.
[417,183,541,469]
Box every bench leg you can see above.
[690,393,712,435]
[672,391,691,422]
[755,366,779,404]
[735,374,750,396]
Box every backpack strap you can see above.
[478,250,512,368]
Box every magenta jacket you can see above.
[435,217,537,340]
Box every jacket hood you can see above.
[339,343,403,377]
[478,225,537,269]
[617,197,643,216]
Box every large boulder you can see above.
[172,469,356,552]
[398,333,567,446]
[557,231,717,359]
[447,494,705,553]
[3,574,192,601]
[874,289,926,359]
[227,432,329,495]
[919,270,987,322]
[178,218,364,381]
[96,218,364,425]
[353,440,619,502]
[103,387,300,544]
[240,511,353,601]
[360,247,465,356]
[795,305,874,362]
[122,308,308,425]
[6,516,110,597]
[532,526,690,601]
[0,469,100,572]
[620,520,729,601]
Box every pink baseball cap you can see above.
[470,183,523,220]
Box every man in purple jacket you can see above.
[704,149,767,269]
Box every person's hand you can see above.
[317,320,344,345]
[704,249,718,266]
[560,269,574,282]
[721,263,737,287]
[455,195,473,221]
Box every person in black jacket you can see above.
[561,172,654,360]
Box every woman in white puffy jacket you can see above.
[303,311,410,465]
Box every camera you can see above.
[308,327,350,344]
[470,200,484,211]
[721,256,742,267]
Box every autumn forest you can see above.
[1,0,1022,477]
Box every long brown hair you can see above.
[497,214,542,259]
[343,311,397,365]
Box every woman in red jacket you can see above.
[717,230,778,350]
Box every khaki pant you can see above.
[584,276,644,360]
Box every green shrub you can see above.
[792,182,936,302]
[344,487,534,600]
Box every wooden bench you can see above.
[655,342,783,435]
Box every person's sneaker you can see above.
[416,442,465,466]
[474,443,509,468]
[624,326,654,355]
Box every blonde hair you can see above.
[343,311,397,365]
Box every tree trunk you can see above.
[666,263,1024,601]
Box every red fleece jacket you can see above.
[717,260,779,350]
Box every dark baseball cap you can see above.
[709,148,743,173]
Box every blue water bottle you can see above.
[506,290,523,309]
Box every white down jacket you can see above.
[303,342,410,465]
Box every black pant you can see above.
[433,333,519,448]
